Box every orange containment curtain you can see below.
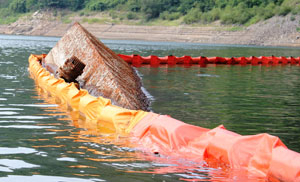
[118,54,300,67]
[29,54,300,182]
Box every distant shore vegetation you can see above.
[0,0,299,25]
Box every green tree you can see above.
[141,0,181,20]
[0,0,12,8]
[0,0,295,26]
[127,0,142,12]
[68,0,85,10]
[9,0,27,13]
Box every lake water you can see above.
[1,34,300,181]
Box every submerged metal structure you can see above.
[44,22,149,111]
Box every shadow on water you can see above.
[0,34,300,181]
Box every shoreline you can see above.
[1,12,300,47]
[2,33,298,49]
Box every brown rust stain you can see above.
[56,56,85,83]
[44,22,149,111]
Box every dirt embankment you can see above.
[1,10,300,47]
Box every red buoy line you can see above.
[118,54,300,66]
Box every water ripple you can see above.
[0,116,50,119]
[0,159,39,170]
[196,74,220,77]
[0,74,16,79]
[0,61,14,64]
[0,175,104,182]
[57,157,78,162]
[0,120,35,123]
[9,104,58,108]
[0,108,23,111]
[0,111,19,115]
[0,147,37,155]
[0,125,55,129]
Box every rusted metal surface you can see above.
[44,22,149,111]
[57,56,85,83]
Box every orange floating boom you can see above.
[118,54,300,66]
[29,54,300,182]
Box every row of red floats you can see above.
[118,54,300,66]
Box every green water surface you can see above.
[0,34,300,181]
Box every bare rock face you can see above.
[44,22,149,111]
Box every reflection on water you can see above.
[0,175,104,182]
[0,159,40,171]
[1,34,300,181]
[137,65,300,152]
[0,147,37,154]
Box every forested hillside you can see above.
[0,0,299,25]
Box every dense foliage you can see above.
[0,0,299,25]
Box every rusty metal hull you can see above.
[44,22,149,111]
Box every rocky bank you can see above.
[1,10,300,47]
